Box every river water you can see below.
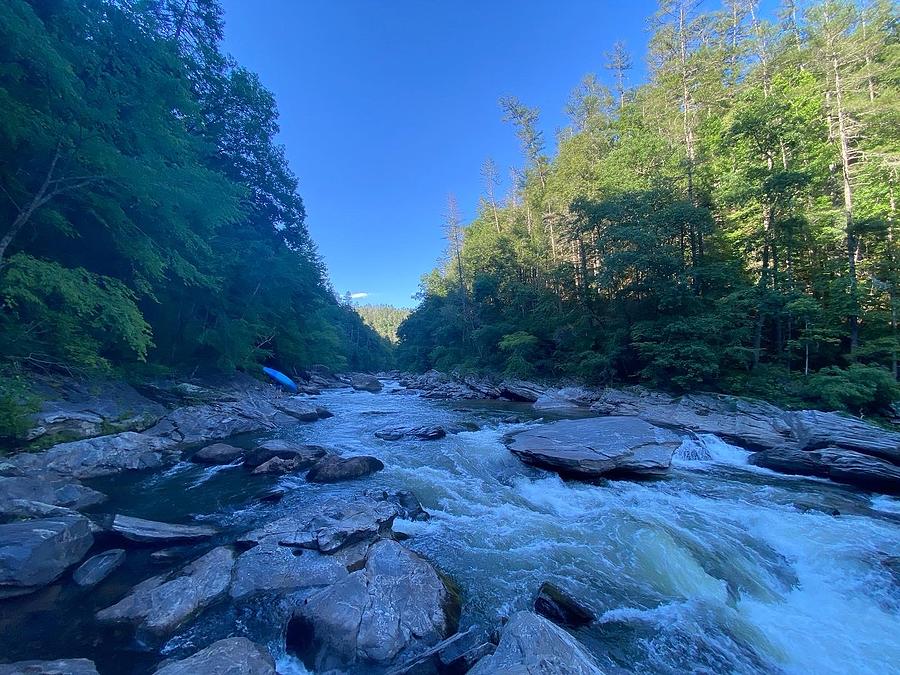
[2,384,899,674]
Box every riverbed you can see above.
[2,384,899,674]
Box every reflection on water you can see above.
[1,386,898,674]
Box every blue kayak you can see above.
[262,366,298,393]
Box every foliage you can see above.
[0,0,390,377]
[353,304,411,344]
[398,0,900,414]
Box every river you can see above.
[2,384,899,674]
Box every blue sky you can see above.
[220,0,658,307]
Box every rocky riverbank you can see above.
[2,368,899,673]
[396,370,900,495]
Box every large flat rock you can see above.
[0,515,93,596]
[507,417,681,478]
[96,546,234,638]
[750,446,900,495]
[153,637,275,675]
[110,514,217,544]
[468,611,605,675]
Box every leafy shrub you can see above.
[802,364,900,415]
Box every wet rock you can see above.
[788,411,900,464]
[306,455,384,483]
[0,515,93,596]
[153,637,276,675]
[110,514,217,544]
[146,398,283,446]
[350,373,383,393]
[0,500,81,522]
[499,380,545,402]
[273,397,323,422]
[375,425,446,441]
[240,496,398,554]
[96,546,235,638]
[289,539,458,669]
[507,417,681,478]
[72,549,126,587]
[468,611,604,675]
[0,659,99,675]
[750,447,900,495]
[25,378,166,445]
[191,443,245,465]
[230,544,347,600]
[251,456,306,475]
[150,547,195,564]
[590,389,793,451]
[534,582,595,628]
[384,489,430,521]
[8,432,179,479]
[437,629,496,673]
[243,440,328,469]
[315,407,334,419]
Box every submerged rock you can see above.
[374,425,446,441]
[153,637,275,675]
[288,539,458,669]
[534,582,595,628]
[468,611,604,675]
[190,443,245,465]
[0,659,99,675]
[109,514,217,544]
[73,549,126,587]
[96,546,235,638]
[507,417,681,478]
[0,515,93,597]
[306,455,384,483]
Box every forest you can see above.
[0,0,392,393]
[397,0,900,414]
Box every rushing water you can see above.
[2,385,899,674]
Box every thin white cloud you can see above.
[350,292,369,299]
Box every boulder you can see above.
[251,456,306,475]
[239,496,398,554]
[375,425,446,441]
[0,476,107,511]
[0,659,99,675]
[316,407,334,419]
[191,443,245,465]
[243,440,328,469]
[306,455,384,483]
[110,514,217,544]
[590,389,793,451]
[534,582,595,628]
[72,549,126,587]
[153,637,275,675]
[507,417,681,478]
[288,539,458,669]
[437,629,496,673]
[229,544,348,600]
[499,380,545,403]
[750,446,900,495]
[8,432,178,479]
[788,410,900,463]
[146,398,282,446]
[468,611,604,675]
[273,397,323,422]
[0,500,80,522]
[96,546,234,638]
[350,374,383,393]
[0,515,93,596]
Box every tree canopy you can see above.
[0,0,392,377]
[397,0,900,414]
